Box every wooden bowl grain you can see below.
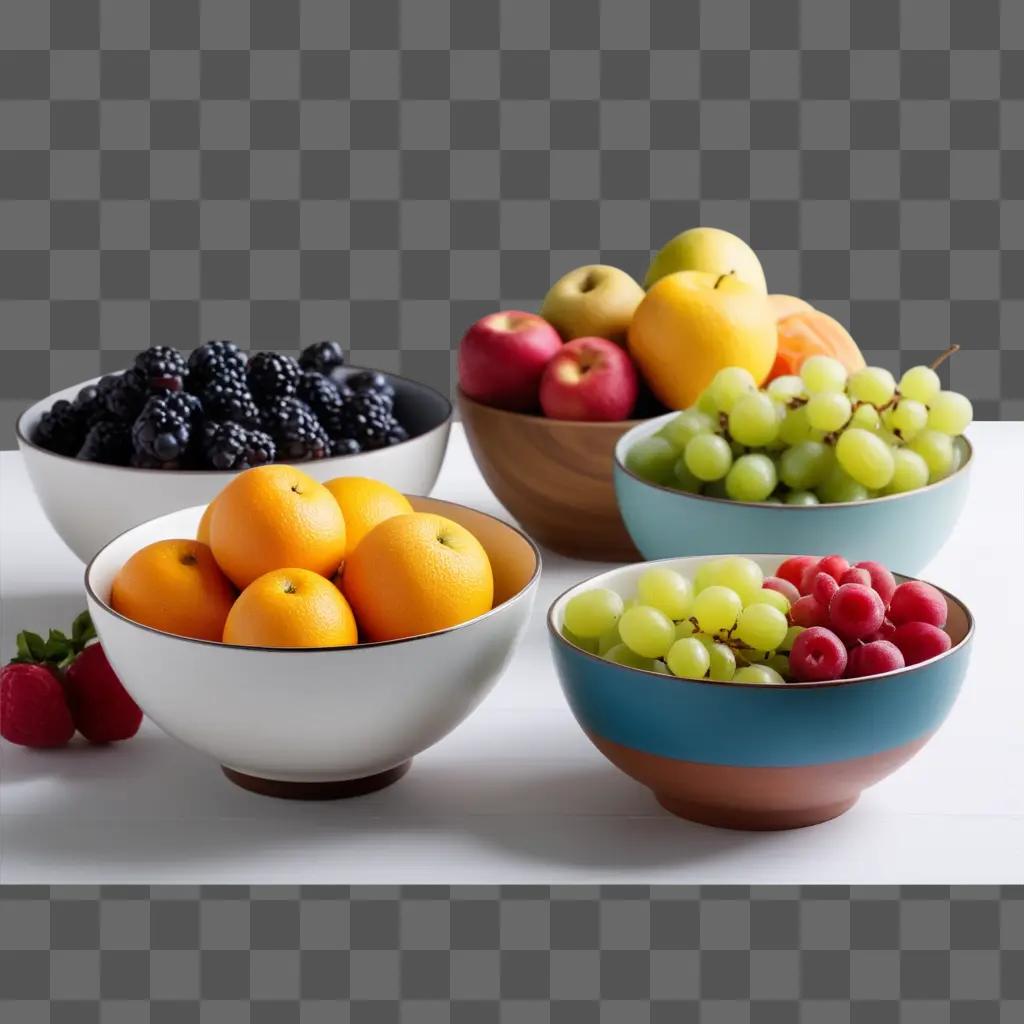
[458,390,643,562]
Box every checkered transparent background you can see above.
[1,0,1023,445]
[0,886,1021,1019]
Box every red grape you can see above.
[845,640,905,679]
[790,626,848,682]
[890,621,951,666]
[812,571,839,607]
[817,554,850,582]
[853,560,897,607]
[888,581,947,628]
[791,594,828,628]
[828,583,885,640]
[866,619,897,642]
[840,567,872,588]
[763,575,800,606]
[777,555,819,590]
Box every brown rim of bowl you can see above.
[16,367,454,476]
[547,556,975,691]
[457,388,652,430]
[84,498,542,654]
[613,412,974,509]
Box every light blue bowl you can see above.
[613,413,972,575]
[548,554,974,830]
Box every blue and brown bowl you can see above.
[613,413,972,574]
[548,554,974,830]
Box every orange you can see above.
[196,497,217,546]
[766,299,866,381]
[323,477,414,557]
[223,568,358,648]
[341,513,493,642]
[111,539,236,642]
[209,465,347,590]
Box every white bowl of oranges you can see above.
[84,468,541,797]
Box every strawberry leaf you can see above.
[71,610,95,647]
[16,631,47,663]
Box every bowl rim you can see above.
[457,386,654,430]
[547,553,975,690]
[86,497,542,654]
[17,366,454,476]
[612,410,974,509]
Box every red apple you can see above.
[457,310,563,411]
[539,337,639,421]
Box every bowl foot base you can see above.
[222,760,412,800]
[655,792,859,831]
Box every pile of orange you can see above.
[110,467,494,649]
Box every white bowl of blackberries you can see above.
[17,340,452,562]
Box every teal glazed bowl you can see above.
[548,554,974,830]
[613,413,972,574]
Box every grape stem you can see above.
[929,344,960,371]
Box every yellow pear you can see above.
[540,265,644,346]
[645,227,767,294]
[628,271,777,409]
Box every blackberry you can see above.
[247,351,301,404]
[72,376,120,427]
[130,393,196,469]
[200,421,276,471]
[104,369,151,422]
[260,397,331,462]
[331,437,361,456]
[346,370,396,403]
[187,340,247,390]
[200,379,261,428]
[296,372,345,432]
[333,391,393,450]
[134,345,188,391]
[299,340,346,376]
[383,419,409,446]
[76,420,132,466]
[33,399,87,456]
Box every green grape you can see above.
[817,463,870,503]
[675,619,698,640]
[835,428,895,490]
[728,392,780,447]
[597,626,621,655]
[888,399,928,440]
[660,409,715,449]
[704,479,730,499]
[733,665,782,685]
[801,354,848,394]
[849,403,882,431]
[692,585,742,634]
[562,625,599,653]
[767,374,805,400]
[694,558,725,593]
[696,389,720,416]
[806,392,853,432]
[684,433,733,481]
[604,644,657,672]
[778,405,816,445]
[779,440,833,490]
[637,567,693,620]
[765,497,783,504]
[715,556,764,604]
[899,364,941,404]
[908,428,955,480]
[748,587,790,614]
[725,453,778,502]
[735,603,789,650]
[847,366,896,405]
[927,390,973,435]
[707,642,736,681]
[763,654,791,679]
[885,448,929,494]
[785,490,819,505]
[564,587,625,638]
[626,436,678,484]
[951,436,968,472]
[779,625,805,652]
[666,637,711,679]
[709,366,757,412]
[672,456,703,492]
[618,604,675,659]
[654,660,672,674]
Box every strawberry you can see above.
[0,663,75,748]
[64,642,142,743]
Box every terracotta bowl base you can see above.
[655,792,859,831]
[222,760,411,800]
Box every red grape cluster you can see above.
[774,554,952,682]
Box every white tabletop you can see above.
[1,422,1022,885]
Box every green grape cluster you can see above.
[625,356,972,504]
[562,558,802,684]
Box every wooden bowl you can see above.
[458,390,643,562]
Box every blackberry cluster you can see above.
[34,340,416,470]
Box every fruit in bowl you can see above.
[644,226,768,294]
[539,337,639,422]
[549,553,973,829]
[540,264,645,346]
